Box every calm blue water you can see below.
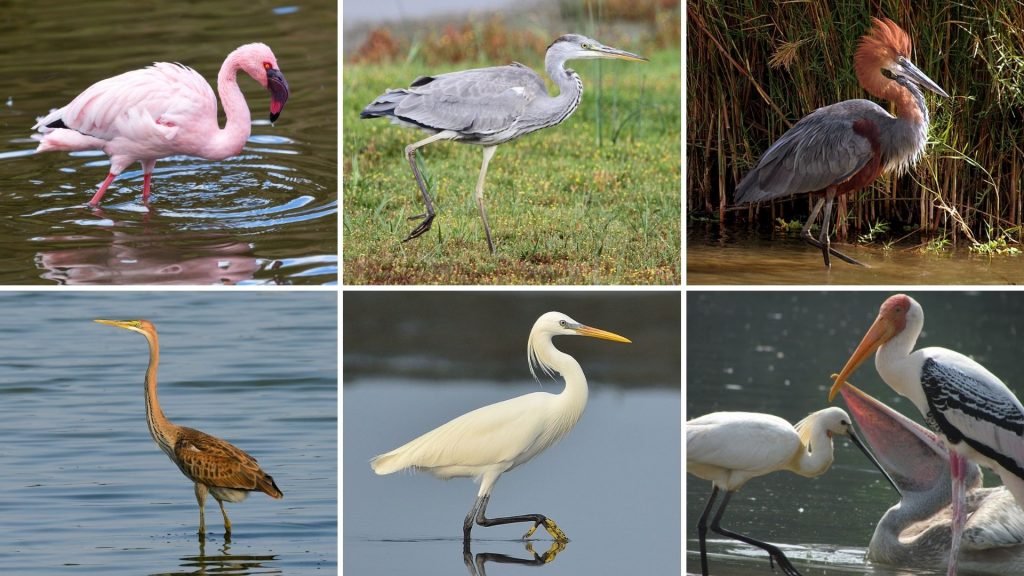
[343,291,681,576]
[0,291,337,575]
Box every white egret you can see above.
[371,311,631,541]
[687,407,896,576]
[829,293,1024,576]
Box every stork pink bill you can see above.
[33,43,290,207]
[829,294,1024,576]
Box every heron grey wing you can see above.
[393,64,549,135]
[734,100,879,204]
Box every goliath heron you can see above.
[829,294,1024,576]
[361,34,646,253]
[370,312,630,541]
[733,17,948,267]
[687,408,896,576]
[95,319,283,538]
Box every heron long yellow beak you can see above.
[593,44,648,63]
[575,325,631,343]
[95,319,140,330]
[828,314,898,401]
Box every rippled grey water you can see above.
[0,1,337,284]
[0,291,337,575]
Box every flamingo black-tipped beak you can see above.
[898,57,950,98]
[267,67,290,123]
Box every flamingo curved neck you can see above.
[141,330,175,456]
[203,53,254,160]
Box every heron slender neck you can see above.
[140,329,175,456]
[203,49,254,160]
[528,52,584,130]
[790,416,836,477]
[855,59,931,176]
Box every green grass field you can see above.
[342,48,680,285]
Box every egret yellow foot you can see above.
[526,539,567,563]
[522,517,568,542]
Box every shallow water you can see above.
[0,1,337,284]
[0,292,337,575]
[687,227,1024,285]
[685,291,1024,575]
[343,291,681,575]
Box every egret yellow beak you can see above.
[828,314,897,401]
[575,325,631,343]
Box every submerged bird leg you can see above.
[696,485,720,576]
[948,451,967,576]
[402,130,457,243]
[219,500,232,536]
[476,146,498,253]
[141,159,156,203]
[710,491,803,576]
[799,192,866,267]
[471,494,569,543]
[88,173,118,207]
[194,483,208,538]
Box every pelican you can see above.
[687,407,896,576]
[829,293,1024,576]
[838,382,1024,575]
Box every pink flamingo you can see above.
[33,43,290,207]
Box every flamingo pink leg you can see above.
[88,173,117,206]
[948,450,967,576]
[142,173,152,203]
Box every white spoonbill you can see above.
[370,311,630,542]
[829,293,1024,576]
[687,407,896,576]
[33,43,290,207]
[839,382,1024,574]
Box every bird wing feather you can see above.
[42,63,216,145]
[920,351,1024,482]
[734,100,888,204]
[371,392,561,477]
[173,427,271,492]
[686,412,801,474]
[390,63,548,136]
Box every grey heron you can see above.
[361,34,647,253]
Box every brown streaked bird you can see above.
[734,17,949,267]
[95,319,282,537]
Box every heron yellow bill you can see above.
[828,311,899,401]
[95,319,141,330]
[574,325,631,343]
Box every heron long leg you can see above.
[948,451,968,576]
[696,485,720,576]
[464,496,483,541]
[219,499,232,536]
[402,130,457,243]
[476,146,497,253]
[469,494,568,543]
[194,483,208,537]
[798,192,866,267]
[710,490,803,576]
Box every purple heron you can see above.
[96,319,283,537]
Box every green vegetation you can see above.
[344,49,680,285]
[689,1,1024,255]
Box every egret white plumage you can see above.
[839,382,1024,574]
[371,311,630,541]
[829,293,1024,576]
[687,407,896,576]
[34,43,290,206]
[361,34,646,253]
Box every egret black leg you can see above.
[799,193,866,267]
[475,146,498,253]
[402,130,456,243]
[696,486,719,576]
[710,491,803,576]
[464,496,483,541]
[468,494,569,542]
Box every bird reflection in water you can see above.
[170,538,279,576]
[462,539,567,576]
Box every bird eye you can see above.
[263,62,272,70]
[581,43,590,49]
[559,320,567,327]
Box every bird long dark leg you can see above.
[696,485,720,576]
[710,491,803,576]
[402,130,457,243]
[798,191,866,267]
[194,483,208,538]
[475,145,498,253]
[218,499,232,537]
[467,494,569,543]
[464,496,483,541]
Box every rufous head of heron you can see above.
[856,17,949,99]
[549,34,648,64]
[828,294,917,402]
